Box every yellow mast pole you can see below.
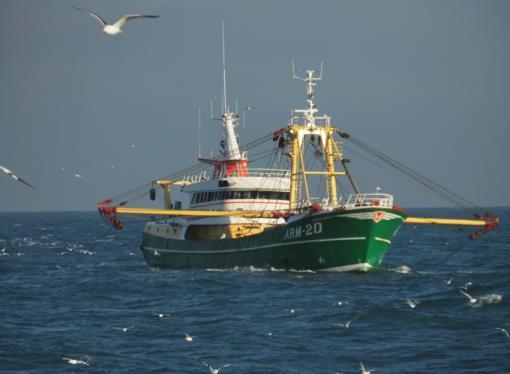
[289,126,301,211]
[297,131,311,207]
[325,127,338,206]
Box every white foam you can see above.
[473,293,503,307]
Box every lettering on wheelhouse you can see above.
[283,222,323,240]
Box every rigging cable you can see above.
[337,131,483,215]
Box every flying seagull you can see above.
[360,361,375,374]
[443,277,454,285]
[0,164,35,188]
[460,281,472,291]
[73,7,160,36]
[113,326,134,332]
[405,298,421,309]
[62,357,90,366]
[459,289,478,305]
[496,327,510,338]
[336,315,360,329]
[201,361,231,374]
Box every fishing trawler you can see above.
[98,32,499,272]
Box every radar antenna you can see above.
[291,61,325,127]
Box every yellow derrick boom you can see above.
[111,207,495,228]
[404,217,488,226]
[114,207,276,219]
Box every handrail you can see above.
[344,193,394,209]
[183,168,291,182]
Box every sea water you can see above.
[0,208,509,373]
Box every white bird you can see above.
[201,362,231,374]
[184,334,195,342]
[153,313,171,318]
[405,298,421,309]
[337,315,359,329]
[360,361,375,373]
[73,7,160,36]
[396,265,411,274]
[496,328,510,338]
[62,357,90,366]
[461,281,472,290]
[334,300,349,307]
[113,326,134,332]
[459,289,477,305]
[73,173,84,178]
[0,164,35,188]
[443,277,454,285]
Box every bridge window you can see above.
[192,190,290,204]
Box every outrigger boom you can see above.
[99,204,493,225]
[98,203,499,232]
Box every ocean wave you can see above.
[384,265,412,274]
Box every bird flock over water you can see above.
[3,4,507,373]
[2,228,506,372]
[52,263,506,373]
[1,3,159,193]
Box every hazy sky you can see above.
[1,0,509,211]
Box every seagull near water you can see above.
[201,361,231,374]
[460,281,472,291]
[73,7,160,36]
[0,164,35,188]
[443,277,454,285]
[336,315,360,329]
[153,312,172,318]
[113,326,134,332]
[459,289,478,305]
[334,300,350,307]
[405,298,421,309]
[184,334,195,342]
[360,361,375,374]
[62,357,90,366]
[496,328,510,338]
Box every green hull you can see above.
[140,208,407,272]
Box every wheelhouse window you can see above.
[191,190,290,204]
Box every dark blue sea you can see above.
[1,208,509,373]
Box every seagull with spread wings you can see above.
[0,164,35,188]
[73,7,160,36]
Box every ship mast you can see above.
[288,62,345,210]
[199,22,248,177]
[220,21,242,161]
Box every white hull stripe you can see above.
[143,236,367,255]
[375,237,391,244]
[341,212,404,221]
[319,263,373,272]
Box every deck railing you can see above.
[183,168,290,183]
[344,193,394,209]
[247,168,291,178]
